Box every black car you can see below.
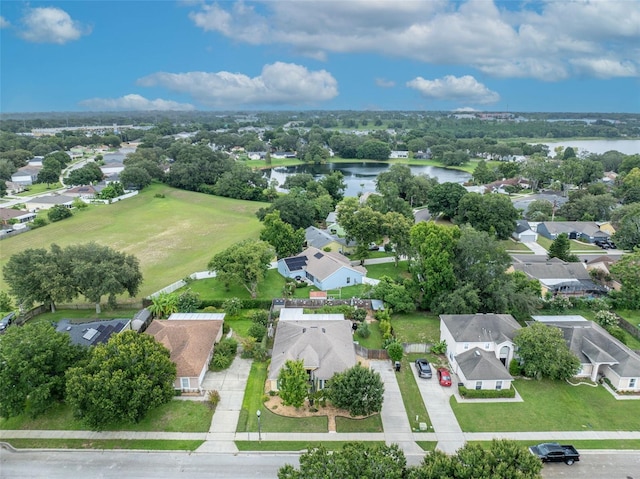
[415,358,432,379]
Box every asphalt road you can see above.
[1,449,639,479]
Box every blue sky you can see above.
[1,0,639,113]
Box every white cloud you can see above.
[407,75,500,105]
[570,58,638,79]
[79,94,195,111]
[188,0,640,80]
[137,62,338,107]
[375,78,395,88]
[0,16,10,29]
[18,7,89,44]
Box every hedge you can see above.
[458,385,516,399]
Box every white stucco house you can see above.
[440,313,520,391]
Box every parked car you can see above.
[0,312,15,333]
[529,443,580,465]
[437,368,452,387]
[415,358,432,379]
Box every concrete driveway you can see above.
[411,360,465,454]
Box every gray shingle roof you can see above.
[539,221,608,237]
[455,347,513,381]
[512,261,591,280]
[56,318,130,347]
[440,313,521,344]
[269,320,356,381]
[284,246,366,281]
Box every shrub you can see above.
[211,352,232,370]
[352,309,367,322]
[216,337,238,357]
[606,326,627,345]
[253,346,270,362]
[509,359,522,376]
[222,297,243,317]
[595,310,618,329]
[248,323,267,341]
[374,310,391,322]
[430,339,447,355]
[47,205,72,222]
[356,321,370,339]
[458,385,516,399]
[240,337,257,358]
[251,310,269,327]
[385,341,403,362]
[207,390,221,410]
[31,217,48,228]
[379,319,392,341]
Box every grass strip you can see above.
[467,439,640,450]
[2,438,204,451]
[415,441,438,452]
[397,357,431,430]
[335,414,383,433]
[235,441,387,451]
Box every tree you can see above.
[260,211,305,259]
[0,323,86,418]
[410,222,460,309]
[37,166,60,187]
[357,139,391,160]
[328,363,384,417]
[277,359,308,408]
[66,162,103,185]
[611,203,640,250]
[47,205,73,222]
[456,193,519,240]
[2,246,76,312]
[119,165,152,190]
[513,323,580,380]
[213,163,268,201]
[63,243,143,313]
[472,159,496,185]
[148,291,178,319]
[373,276,415,313]
[525,199,553,221]
[208,240,274,298]
[547,233,578,262]
[65,331,176,430]
[0,290,13,311]
[98,182,125,200]
[386,341,404,363]
[409,440,542,479]
[318,171,346,204]
[383,212,413,266]
[426,182,467,219]
[609,249,640,309]
[279,443,406,479]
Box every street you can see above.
[1,449,639,479]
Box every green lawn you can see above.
[392,312,441,344]
[468,439,640,451]
[355,321,383,349]
[235,441,387,451]
[3,438,204,451]
[184,269,285,301]
[536,236,601,253]
[619,310,640,328]
[335,414,383,433]
[15,183,63,196]
[363,261,411,280]
[0,400,213,432]
[451,379,640,432]
[396,357,431,430]
[498,239,533,253]
[0,184,266,297]
[25,309,139,325]
[416,441,438,452]
[237,361,328,433]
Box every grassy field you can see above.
[4,438,204,451]
[0,184,266,297]
[392,312,441,344]
[451,379,640,432]
[363,261,411,280]
[0,400,213,432]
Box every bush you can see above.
[207,390,221,410]
[222,297,243,317]
[606,326,627,345]
[459,385,516,399]
[595,310,618,329]
[509,359,522,376]
[253,346,270,362]
[216,337,238,357]
[385,341,403,362]
[356,321,370,339]
[211,352,232,370]
[430,340,447,355]
[31,217,48,228]
[248,323,267,341]
[251,310,269,327]
[379,319,392,341]
[352,308,367,322]
[47,205,72,222]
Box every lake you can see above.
[266,162,472,197]
[540,139,640,157]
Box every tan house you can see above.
[146,313,224,393]
[268,309,356,391]
[26,194,74,211]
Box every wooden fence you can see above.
[354,343,389,360]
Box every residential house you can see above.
[65,185,99,199]
[440,313,520,390]
[26,194,74,211]
[56,318,131,347]
[305,226,354,254]
[146,313,225,393]
[247,151,267,160]
[325,211,346,237]
[278,246,367,291]
[11,166,41,186]
[512,219,538,242]
[271,151,297,159]
[585,255,621,291]
[389,150,409,159]
[532,316,640,392]
[268,309,356,391]
[510,259,607,297]
[536,221,612,244]
[0,208,36,225]
[512,193,567,216]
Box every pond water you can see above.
[266,162,472,197]
[539,139,640,157]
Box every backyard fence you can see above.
[354,343,389,360]
[402,343,432,354]
[616,314,640,341]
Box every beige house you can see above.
[268,309,356,391]
[26,194,74,211]
[146,313,224,393]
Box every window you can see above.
[630,378,637,388]
[475,381,482,390]
[346,277,351,284]
[496,381,503,390]
[180,377,189,389]
[464,343,469,350]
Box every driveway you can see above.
[411,361,465,454]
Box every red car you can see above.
[437,368,452,387]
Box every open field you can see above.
[451,379,640,432]
[0,184,266,297]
